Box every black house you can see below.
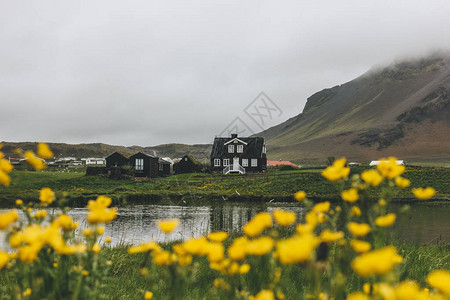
[105,152,130,168]
[129,152,159,178]
[210,134,267,174]
[158,158,171,176]
[173,155,203,174]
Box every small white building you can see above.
[369,160,404,166]
[86,158,106,165]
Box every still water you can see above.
[1,202,449,249]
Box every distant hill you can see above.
[260,52,450,163]
[0,142,212,163]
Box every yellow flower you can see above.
[294,190,306,201]
[227,236,248,261]
[321,158,350,181]
[351,246,402,277]
[37,142,53,159]
[395,177,411,188]
[341,188,359,203]
[82,270,89,276]
[349,240,371,253]
[350,206,361,217]
[39,187,55,206]
[275,234,319,265]
[24,151,46,171]
[361,169,383,187]
[182,237,210,256]
[377,157,405,179]
[128,241,161,254]
[208,231,228,242]
[246,236,274,256]
[243,212,272,237]
[348,222,371,237]
[92,243,101,254]
[378,199,387,207]
[395,280,420,299]
[0,210,19,230]
[296,223,315,235]
[412,187,436,200]
[57,215,75,231]
[273,210,297,226]
[252,289,275,300]
[87,196,117,224]
[0,169,11,186]
[427,269,450,295]
[239,263,250,274]
[144,291,154,300]
[313,201,330,213]
[105,237,112,243]
[153,250,172,266]
[19,245,40,263]
[83,228,93,237]
[346,292,370,300]
[34,210,47,219]
[320,230,344,243]
[0,250,9,269]
[16,199,23,206]
[22,288,32,297]
[157,219,180,234]
[0,159,13,173]
[96,226,105,235]
[375,213,396,227]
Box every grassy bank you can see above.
[1,166,449,207]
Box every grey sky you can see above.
[1,0,450,146]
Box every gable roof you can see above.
[224,138,248,146]
[130,152,158,159]
[211,136,265,158]
[106,151,131,159]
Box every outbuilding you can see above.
[130,152,159,178]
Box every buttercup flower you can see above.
[246,236,274,256]
[0,210,19,230]
[157,219,180,234]
[341,188,359,203]
[395,177,411,188]
[346,292,370,300]
[39,188,55,206]
[250,289,274,300]
[37,142,53,159]
[321,158,350,181]
[0,251,9,269]
[313,201,330,213]
[294,190,306,201]
[348,222,371,237]
[361,169,383,187]
[208,231,228,243]
[273,210,297,226]
[350,240,371,253]
[350,206,361,217]
[24,151,46,171]
[243,212,272,237]
[320,230,344,243]
[375,213,396,227]
[144,291,154,300]
[427,269,450,295]
[87,196,118,224]
[412,187,436,200]
[351,246,402,277]
[377,157,405,179]
[275,234,319,265]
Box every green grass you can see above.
[1,166,449,208]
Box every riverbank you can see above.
[0,166,449,207]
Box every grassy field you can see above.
[1,166,449,207]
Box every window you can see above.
[228,145,234,153]
[242,159,248,167]
[136,159,144,171]
[251,159,258,167]
[223,159,230,166]
[159,163,163,171]
[237,145,243,153]
[214,159,221,167]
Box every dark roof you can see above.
[106,151,131,159]
[174,154,203,166]
[210,136,265,158]
[130,152,158,159]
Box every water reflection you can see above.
[1,202,448,249]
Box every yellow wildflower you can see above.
[350,206,361,217]
[239,263,250,274]
[9,232,23,248]
[296,223,315,235]
[19,245,40,263]
[320,230,344,243]
[34,210,47,219]
[227,236,248,261]
[350,240,372,253]
[105,237,112,243]
[22,288,32,297]
[412,187,436,200]
[153,250,172,266]
[24,151,46,171]
[346,292,370,300]
[378,199,387,207]
[56,215,75,231]
[395,177,411,188]
[427,269,450,295]
[395,280,420,299]
[305,211,318,227]
[39,188,54,206]
[0,250,9,269]
[313,201,330,213]
[273,210,297,226]
[377,157,405,179]
[83,228,93,237]
[341,188,359,203]
[276,233,319,265]
[375,213,396,227]
[294,190,306,201]
[92,243,101,254]
[144,291,154,300]
[246,236,274,256]
[16,199,23,206]
[351,246,402,277]
[361,169,383,187]
[348,222,371,237]
[321,158,350,181]
[0,169,11,186]
[252,289,275,300]
[243,212,272,237]
[87,196,117,224]
[157,219,180,234]
[82,270,89,276]
[0,210,19,230]
[37,142,53,159]
[182,237,210,256]
[208,231,228,242]
[128,241,161,254]
[0,159,13,173]
[96,226,105,235]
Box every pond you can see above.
[1,201,449,249]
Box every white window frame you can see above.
[228,145,234,153]
[242,158,248,167]
[136,159,144,171]
[159,163,163,171]
[251,159,258,167]
[237,145,243,153]
[214,159,221,167]
[223,159,230,166]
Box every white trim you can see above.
[136,159,144,171]
[224,138,248,146]
[237,145,244,153]
[223,159,230,166]
[251,158,258,167]
[214,159,221,167]
[228,145,234,153]
[242,158,248,167]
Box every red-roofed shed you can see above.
[267,160,298,167]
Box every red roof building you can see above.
[267,160,298,167]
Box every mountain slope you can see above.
[261,52,450,162]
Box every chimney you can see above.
[231,133,238,139]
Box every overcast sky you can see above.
[1,0,450,146]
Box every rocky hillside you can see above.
[261,52,450,162]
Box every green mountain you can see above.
[260,52,450,163]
